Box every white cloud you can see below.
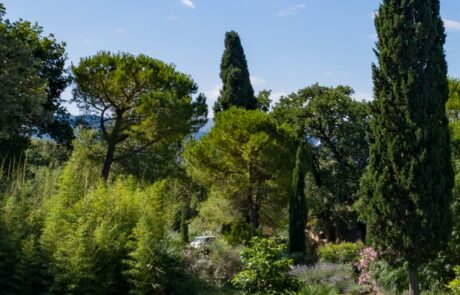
[116,28,127,33]
[324,71,335,76]
[250,76,267,86]
[444,19,460,32]
[277,4,306,17]
[181,0,195,9]
[84,38,91,44]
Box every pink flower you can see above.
[356,247,380,294]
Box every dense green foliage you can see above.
[214,31,258,113]
[185,108,295,232]
[0,5,72,159]
[0,8,47,159]
[288,144,310,254]
[318,243,364,264]
[448,266,460,294]
[358,0,453,293]
[72,51,207,180]
[0,143,193,294]
[273,85,369,242]
[231,237,299,294]
[446,78,460,268]
[7,17,73,145]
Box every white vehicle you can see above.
[190,236,216,249]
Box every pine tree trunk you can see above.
[180,204,189,243]
[408,267,420,295]
[101,112,124,181]
[247,162,260,233]
[247,194,259,232]
[101,143,115,180]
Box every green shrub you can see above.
[231,237,299,294]
[222,222,254,246]
[0,164,60,293]
[448,266,460,294]
[26,139,70,167]
[318,242,364,264]
[369,258,452,294]
[298,284,338,295]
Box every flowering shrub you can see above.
[356,247,380,294]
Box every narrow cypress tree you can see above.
[359,1,453,294]
[288,144,310,254]
[213,31,257,113]
[180,203,189,244]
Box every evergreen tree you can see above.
[72,52,207,180]
[288,144,310,254]
[213,31,257,113]
[184,108,295,232]
[358,1,453,294]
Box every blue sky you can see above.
[3,0,460,116]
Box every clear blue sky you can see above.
[3,0,460,116]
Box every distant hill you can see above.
[69,114,99,128]
[35,115,214,141]
[69,115,214,138]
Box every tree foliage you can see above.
[0,8,48,160]
[358,0,453,293]
[7,19,73,146]
[213,31,258,113]
[288,144,311,254]
[445,78,460,268]
[273,84,369,241]
[0,5,73,155]
[72,51,207,180]
[185,108,295,232]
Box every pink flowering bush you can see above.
[356,247,381,294]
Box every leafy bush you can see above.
[448,266,460,294]
[0,164,59,293]
[368,257,452,295]
[26,139,70,167]
[231,237,299,294]
[318,242,364,264]
[222,222,254,246]
[298,284,338,295]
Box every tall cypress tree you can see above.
[359,1,453,294]
[213,31,257,113]
[288,144,310,254]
